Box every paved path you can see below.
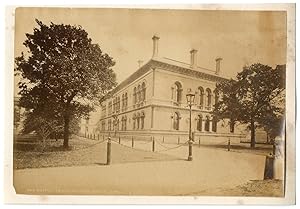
[14,144,266,195]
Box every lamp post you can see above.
[186,88,195,161]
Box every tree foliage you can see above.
[15,19,117,148]
[213,63,285,148]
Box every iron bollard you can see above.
[163,136,165,143]
[132,136,134,147]
[106,137,111,165]
[178,136,180,144]
[152,137,155,152]
[118,136,121,144]
[188,140,193,161]
[199,138,201,147]
[227,139,231,151]
[264,153,274,179]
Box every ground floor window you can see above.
[140,112,145,129]
[197,115,203,131]
[212,117,217,132]
[205,116,210,131]
[132,111,145,130]
[101,121,105,131]
[121,116,127,131]
[173,112,180,130]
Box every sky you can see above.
[14,7,287,85]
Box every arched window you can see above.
[206,88,212,109]
[133,114,136,130]
[133,87,137,105]
[197,114,203,131]
[137,112,140,129]
[125,92,128,110]
[121,94,124,111]
[137,85,141,104]
[214,89,219,106]
[198,87,204,109]
[116,118,119,131]
[124,116,127,131]
[142,82,146,102]
[205,115,210,132]
[212,116,217,132]
[140,112,145,129]
[172,82,182,105]
[173,112,180,130]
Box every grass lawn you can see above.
[13,135,179,169]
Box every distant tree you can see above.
[15,19,117,148]
[22,111,63,148]
[213,63,285,148]
[212,79,241,133]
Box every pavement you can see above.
[13,143,266,196]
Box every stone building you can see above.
[81,36,245,143]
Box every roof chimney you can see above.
[190,49,198,68]
[138,60,143,68]
[215,57,223,75]
[152,35,160,58]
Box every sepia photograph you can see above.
[5,4,295,204]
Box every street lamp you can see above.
[186,88,195,161]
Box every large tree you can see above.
[15,19,117,148]
[213,63,285,148]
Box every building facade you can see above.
[81,36,245,142]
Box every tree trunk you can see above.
[250,119,256,148]
[63,115,70,149]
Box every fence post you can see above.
[106,137,111,165]
[132,136,134,148]
[119,136,121,144]
[152,137,155,152]
[227,139,231,151]
[264,154,274,179]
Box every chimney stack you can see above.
[152,35,160,58]
[138,60,143,68]
[190,49,198,68]
[215,57,223,75]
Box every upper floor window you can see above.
[137,85,141,105]
[124,93,128,110]
[141,82,146,102]
[116,96,120,113]
[133,87,137,105]
[198,87,204,109]
[108,101,112,115]
[206,88,212,109]
[172,81,182,105]
[214,89,219,106]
